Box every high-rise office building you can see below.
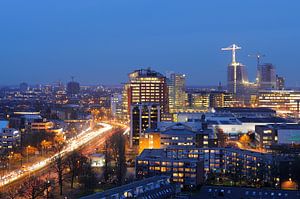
[130,103,160,147]
[67,80,80,96]
[111,93,123,119]
[222,44,248,95]
[276,75,285,90]
[188,92,210,108]
[209,91,225,108]
[19,82,29,92]
[168,73,186,112]
[123,68,169,115]
[257,63,276,89]
[227,63,248,94]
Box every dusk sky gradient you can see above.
[1,1,300,86]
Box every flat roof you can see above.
[81,176,170,199]
[193,186,300,199]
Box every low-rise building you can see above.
[139,122,217,154]
[0,128,21,151]
[255,124,300,149]
[81,176,179,199]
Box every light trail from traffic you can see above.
[0,123,112,187]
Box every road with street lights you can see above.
[0,122,114,188]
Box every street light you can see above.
[27,145,31,163]
[8,152,13,172]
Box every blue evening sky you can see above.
[0,1,300,86]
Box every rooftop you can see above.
[81,176,172,199]
[193,186,300,199]
[214,107,276,113]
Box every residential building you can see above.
[0,128,21,151]
[81,176,179,199]
[136,149,204,189]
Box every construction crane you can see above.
[221,44,242,94]
[248,53,265,67]
[221,44,241,64]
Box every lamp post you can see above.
[27,145,30,163]
[8,152,13,172]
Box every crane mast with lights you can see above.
[222,44,242,94]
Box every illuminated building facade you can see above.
[124,69,169,116]
[209,92,225,108]
[188,92,210,108]
[136,149,204,189]
[110,93,123,119]
[130,103,160,147]
[0,128,21,151]
[168,73,186,113]
[138,122,216,154]
[258,90,300,116]
[255,124,300,149]
[136,147,273,189]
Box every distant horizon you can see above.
[2,82,300,90]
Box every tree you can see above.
[2,188,19,199]
[239,134,251,146]
[291,156,300,189]
[20,176,46,199]
[53,155,65,195]
[41,140,52,155]
[79,161,97,191]
[66,152,88,189]
[102,140,112,183]
[110,132,127,185]
[215,127,227,147]
[53,134,65,152]
[26,146,38,155]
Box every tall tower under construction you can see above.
[222,44,248,95]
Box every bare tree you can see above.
[110,132,127,185]
[78,161,97,191]
[53,154,65,196]
[102,140,112,183]
[20,176,46,199]
[2,188,19,199]
[66,151,88,189]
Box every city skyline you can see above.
[1,1,300,86]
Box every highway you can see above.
[0,122,113,187]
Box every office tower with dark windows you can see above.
[130,103,160,147]
[66,80,80,96]
[257,63,276,89]
[276,75,285,90]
